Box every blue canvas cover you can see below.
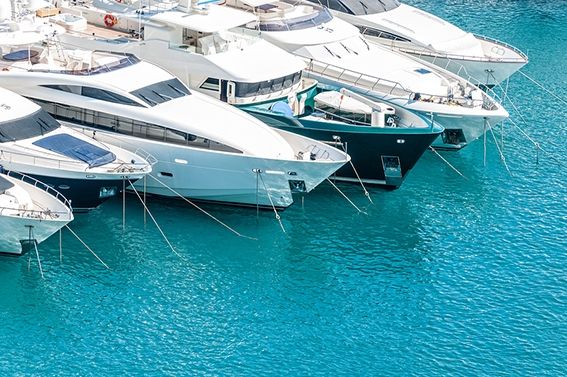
[33,134,116,168]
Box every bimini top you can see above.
[150,5,257,33]
[307,0,400,15]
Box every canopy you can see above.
[150,5,257,33]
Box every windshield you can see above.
[130,78,191,107]
[308,0,400,15]
[258,1,333,31]
[0,109,60,142]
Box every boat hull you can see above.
[68,126,345,209]
[0,215,68,255]
[400,51,527,87]
[243,109,442,187]
[2,168,140,212]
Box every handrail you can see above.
[311,106,421,129]
[381,33,528,63]
[0,148,149,172]
[4,170,73,211]
[300,55,498,110]
[298,55,413,97]
[0,205,71,218]
[474,34,529,60]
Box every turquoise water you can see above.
[1,1,566,375]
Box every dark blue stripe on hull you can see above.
[21,173,137,211]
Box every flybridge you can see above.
[150,5,257,32]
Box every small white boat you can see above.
[308,0,528,86]
[0,172,73,255]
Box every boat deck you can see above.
[68,23,134,41]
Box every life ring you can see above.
[104,14,118,28]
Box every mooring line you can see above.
[148,174,257,240]
[257,171,286,233]
[429,147,468,179]
[486,120,512,175]
[33,242,44,279]
[506,118,565,169]
[128,179,183,259]
[28,227,44,279]
[490,79,564,169]
[326,178,367,215]
[337,140,373,204]
[518,70,567,106]
[65,225,110,269]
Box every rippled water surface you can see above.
[1,1,566,375]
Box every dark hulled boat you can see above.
[242,87,443,187]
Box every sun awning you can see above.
[150,5,257,33]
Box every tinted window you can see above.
[259,7,333,31]
[0,109,60,142]
[234,72,302,98]
[130,78,191,106]
[358,26,411,42]
[308,0,400,15]
[43,84,143,106]
[35,100,242,154]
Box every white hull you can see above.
[70,125,347,208]
[0,174,72,255]
[365,35,528,87]
[335,2,528,86]
[0,216,67,255]
[401,51,527,87]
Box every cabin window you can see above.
[200,77,220,91]
[308,0,400,15]
[33,99,242,154]
[258,4,333,31]
[0,108,60,142]
[358,26,411,42]
[323,0,354,14]
[130,78,191,106]
[81,87,142,106]
[233,72,302,98]
[42,84,143,106]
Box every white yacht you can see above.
[0,87,151,211]
[0,171,73,255]
[50,0,317,107]
[307,0,528,86]
[0,24,348,209]
[227,0,509,150]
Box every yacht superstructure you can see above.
[307,0,528,86]
[0,27,348,208]
[227,0,509,150]
[52,0,317,107]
